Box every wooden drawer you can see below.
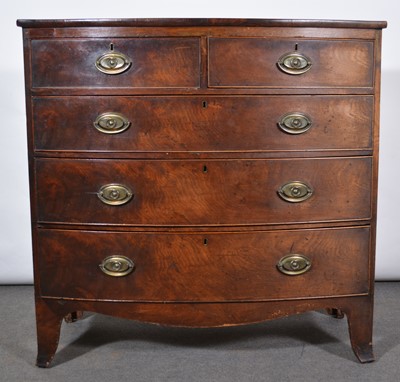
[31,38,200,88]
[33,95,373,153]
[37,227,370,301]
[35,157,371,226]
[209,38,374,88]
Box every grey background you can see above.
[2,283,400,380]
[1,0,398,283]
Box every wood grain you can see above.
[35,157,372,226]
[33,95,373,153]
[209,38,374,88]
[31,38,200,88]
[37,227,370,301]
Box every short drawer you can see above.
[35,157,372,226]
[33,95,373,152]
[37,227,370,301]
[31,38,200,88]
[209,38,374,88]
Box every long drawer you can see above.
[37,227,370,301]
[209,38,374,88]
[35,157,372,226]
[33,96,373,152]
[30,38,200,88]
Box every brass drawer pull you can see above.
[97,184,133,206]
[99,255,135,277]
[278,112,312,134]
[95,51,132,74]
[277,254,311,276]
[94,112,131,134]
[277,52,312,75]
[278,181,313,203]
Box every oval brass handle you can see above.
[94,112,131,134]
[97,184,133,206]
[277,52,312,75]
[277,254,311,276]
[95,51,132,74]
[278,181,313,203]
[99,255,135,277]
[278,112,312,134]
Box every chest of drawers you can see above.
[17,18,386,367]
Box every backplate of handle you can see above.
[99,255,135,277]
[95,51,131,74]
[278,112,312,134]
[277,52,312,75]
[278,181,313,203]
[94,112,131,134]
[277,254,311,276]
[97,184,133,206]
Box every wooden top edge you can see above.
[16,18,387,29]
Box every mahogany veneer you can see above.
[17,18,386,367]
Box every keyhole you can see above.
[203,238,208,246]
[202,101,208,108]
[203,165,208,173]
[110,43,114,51]
[295,43,298,51]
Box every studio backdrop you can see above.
[0,0,399,283]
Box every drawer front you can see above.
[209,38,374,88]
[36,157,371,226]
[37,227,370,301]
[31,38,200,88]
[33,96,372,152]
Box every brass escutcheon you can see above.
[278,112,312,134]
[277,254,312,276]
[97,184,133,206]
[277,52,312,75]
[95,51,132,74]
[278,181,313,203]
[99,255,135,277]
[94,112,131,134]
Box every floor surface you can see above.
[1,282,399,381]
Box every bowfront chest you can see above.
[17,18,386,367]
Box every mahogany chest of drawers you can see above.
[17,18,386,367]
